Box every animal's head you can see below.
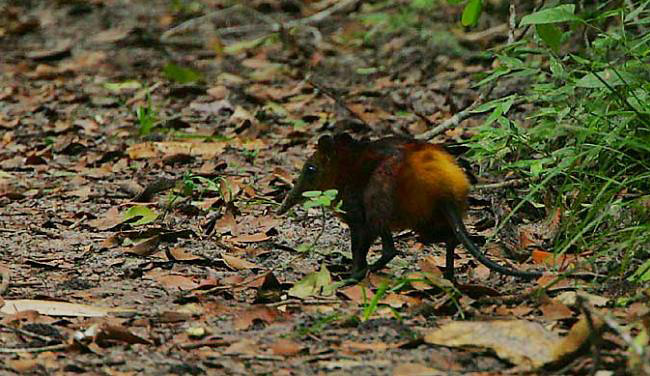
[277,134,355,214]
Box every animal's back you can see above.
[391,142,470,233]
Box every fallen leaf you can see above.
[393,363,445,376]
[127,141,226,159]
[425,316,603,370]
[91,27,132,44]
[424,320,560,369]
[6,359,41,373]
[407,271,453,290]
[269,338,303,356]
[96,323,151,345]
[222,254,259,270]
[224,339,259,355]
[123,205,158,226]
[167,247,203,261]
[540,300,574,321]
[531,249,577,268]
[288,264,332,299]
[1,300,133,317]
[229,232,270,243]
[125,235,161,257]
[418,255,444,275]
[338,285,374,303]
[380,293,419,308]
[87,206,123,230]
[190,99,233,116]
[555,291,609,308]
[152,274,199,290]
[232,306,288,330]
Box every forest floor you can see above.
[0,0,641,375]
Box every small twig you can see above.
[177,339,232,350]
[473,178,530,190]
[292,0,359,26]
[414,92,490,140]
[474,291,533,306]
[234,354,286,361]
[0,324,56,344]
[416,0,544,141]
[0,343,69,354]
[265,298,339,308]
[308,78,370,128]
[508,2,516,44]
[161,0,360,44]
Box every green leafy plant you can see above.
[361,281,390,321]
[466,3,650,279]
[293,313,340,337]
[135,96,158,136]
[301,189,340,211]
[242,148,259,162]
[163,63,202,84]
[291,190,341,253]
[173,173,224,201]
[169,0,203,15]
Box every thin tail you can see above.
[442,201,542,279]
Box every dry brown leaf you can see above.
[87,206,123,230]
[152,274,199,291]
[167,247,202,261]
[229,232,270,243]
[424,320,560,369]
[207,85,229,99]
[393,363,445,376]
[406,272,431,291]
[222,254,259,270]
[215,209,238,235]
[379,293,418,308]
[224,339,259,355]
[6,359,41,373]
[418,255,444,275]
[269,338,303,356]
[125,235,161,257]
[127,141,226,159]
[555,291,609,308]
[425,316,603,369]
[0,299,134,317]
[232,306,288,330]
[338,285,375,303]
[96,323,151,345]
[540,301,574,321]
